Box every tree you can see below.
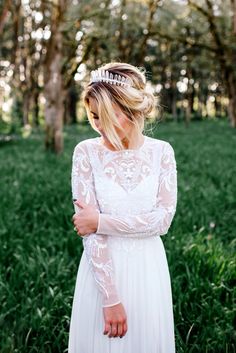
[187,0,236,127]
[43,0,69,153]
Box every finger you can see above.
[75,200,86,208]
[77,227,86,236]
[109,323,117,338]
[117,322,123,337]
[103,322,111,335]
[77,227,84,236]
[122,321,128,336]
[72,214,79,223]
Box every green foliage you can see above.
[0,120,235,352]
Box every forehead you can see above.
[88,96,120,114]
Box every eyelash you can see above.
[93,116,99,120]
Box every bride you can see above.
[69,62,177,352]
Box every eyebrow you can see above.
[90,111,98,115]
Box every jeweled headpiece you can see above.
[89,69,133,87]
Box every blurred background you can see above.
[0,0,235,352]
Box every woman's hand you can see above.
[103,302,128,338]
[72,200,99,236]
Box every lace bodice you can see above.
[71,135,177,307]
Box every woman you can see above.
[69,62,177,353]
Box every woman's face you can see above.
[88,97,133,142]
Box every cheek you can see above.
[116,114,128,128]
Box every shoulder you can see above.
[73,137,98,155]
[145,136,174,152]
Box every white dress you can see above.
[68,135,178,353]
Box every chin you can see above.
[100,132,108,140]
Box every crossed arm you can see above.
[95,141,177,238]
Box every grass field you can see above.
[0,119,235,353]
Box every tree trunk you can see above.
[43,0,68,154]
[214,95,220,117]
[44,72,65,153]
[0,0,11,35]
[22,91,30,126]
[231,0,236,34]
[172,94,177,121]
[44,30,65,154]
[169,76,178,121]
[65,81,78,124]
[32,90,40,127]
[227,74,236,127]
[185,100,191,127]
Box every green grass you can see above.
[0,119,235,352]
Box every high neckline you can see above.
[97,135,147,153]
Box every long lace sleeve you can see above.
[71,142,121,307]
[96,142,177,238]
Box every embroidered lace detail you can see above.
[71,136,177,304]
[95,140,177,238]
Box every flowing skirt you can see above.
[68,235,176,353]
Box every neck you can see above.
[101,132,144,151]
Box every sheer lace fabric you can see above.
[71,142,121,307]
[71,135,177,307]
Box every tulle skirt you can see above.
[68,235,176,353]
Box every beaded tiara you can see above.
[90,69,133,87]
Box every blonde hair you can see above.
[82,62,158,151]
